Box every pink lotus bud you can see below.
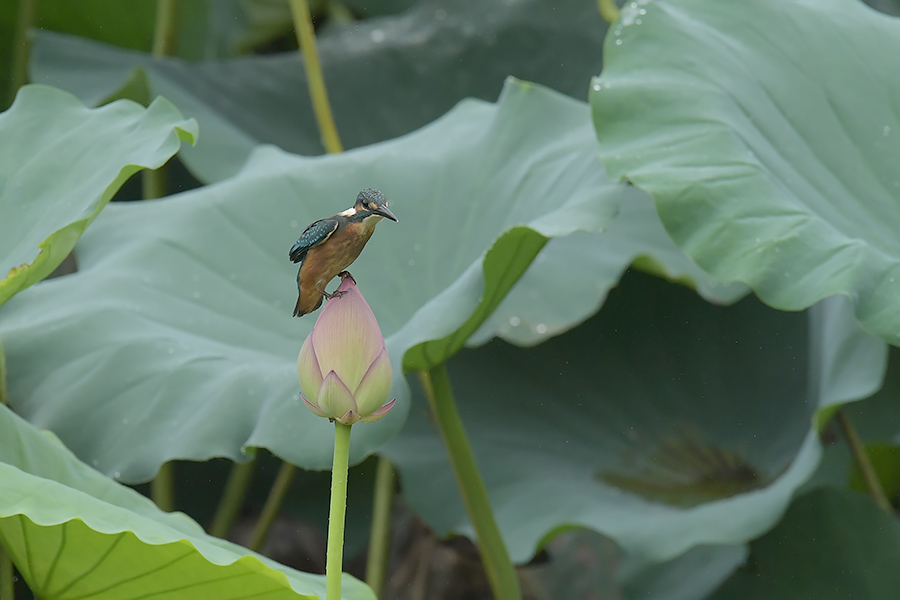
[297,276,395,425]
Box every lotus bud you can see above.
[297,274,395,425]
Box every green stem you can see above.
[326,1,354,25]
[143,0,178,200]
[597,0,619,23]
[248,461,296,552]
[365,456,395,597]
[288,0,344,154]
[151,461,175,512]
[0,545,13,600]
[142,169,168,200]
[152,0,179,56]
[419,367,521,600]
[0,334,8,407]
[837,410,893,513]
[210,458,257,539]
[326,422,352,600]
[8,0,36,106]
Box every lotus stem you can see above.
[0,545,13,600]
[365,456,396,596]
[8,0,36,107]
[289,0,344,154]
[142,168,168,200]
[143,0,178,200]
[210,457,257,539]
[597,0,619,23]
[151,461,175,512]
[419,366,521,600]
[326,422,352,600]
[152,0,179,56]
[249,461,296,552]
[837,410,893,513]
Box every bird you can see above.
[289,188,398,317]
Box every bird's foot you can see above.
[321,272,356,301]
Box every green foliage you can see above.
[591,0,900,345]
[384,273,883,562]
[0,86,196,307]
[0,80,625,483]
[0,404,372,599]
[29,0,610,182]
[710,489,900,599]
[2,0,900,597]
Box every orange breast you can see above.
[297,223,375,313]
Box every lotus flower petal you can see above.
[311,277,385,393]
[335,410,362,426]
[296,334,323,404]
[301,394,330,419]
[353,347,393,417]
[358,399,396,424]
[315,370,357,422]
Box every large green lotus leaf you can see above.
[30,0,609,182]
[0,80,624,482]
[709,488,900,599]
[470,188,748,347]
[383,272,887,562]
[590,0,900,345]
[0,405,372,600]
[0,85,196,307]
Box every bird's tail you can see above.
[293,293,323,317]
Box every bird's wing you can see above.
[289,218,339,263]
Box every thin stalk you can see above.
[8,0,36,106]
[0,545,13,600]
[143,0,178,200]
[151,461,175,512]
[0,334,8,406]
[248,461,296,552]
[152,0,179,56]
[419,367,521,600]
[837,410,893,513]
[597,0,619,24]
[326,422,352,600]
[141,168,168,200]
[288,0,344,153]
[209,458,257,539]
[365,456,396,597]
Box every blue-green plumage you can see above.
[289,219,339,264]
[289,188,397,317]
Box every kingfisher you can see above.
[289,188,398,317]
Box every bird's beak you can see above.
[375,205,398,222]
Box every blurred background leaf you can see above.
[709,489,900,599]
[30,0,610,182]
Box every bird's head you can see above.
[345,188,398,223]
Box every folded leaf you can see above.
[0,85,196,306]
